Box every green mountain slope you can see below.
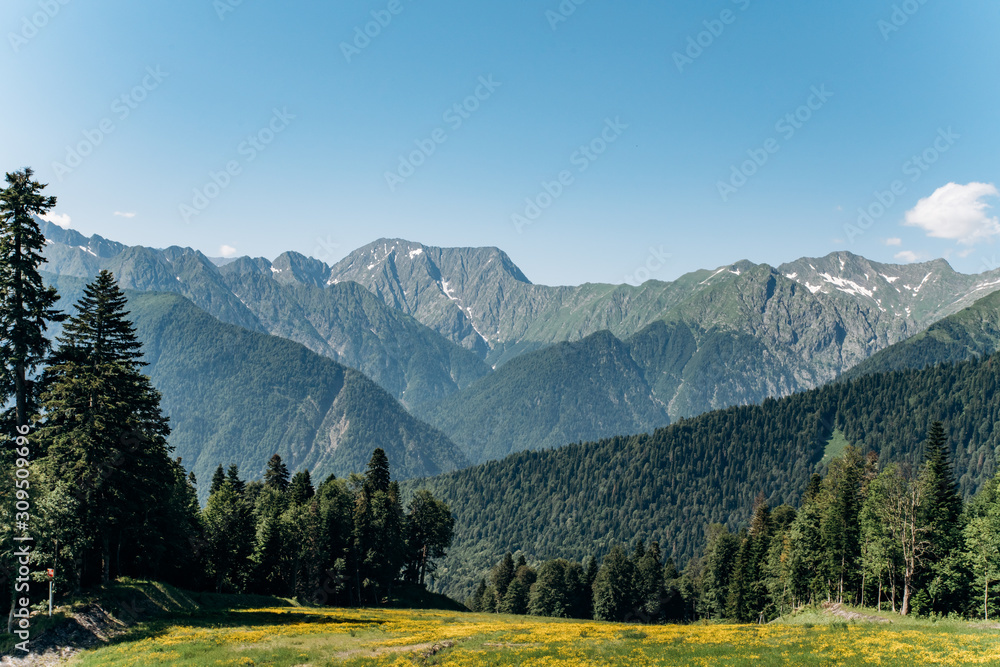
[844,287,1000,379]
[410,350,1000,599]
[414,331,670,462]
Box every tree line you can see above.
[467,424,999,623]
[201,449,453,604]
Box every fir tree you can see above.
[210,465,226,495]
[364,448,391,494]
[403,490,454,586]
[917,421,965,613]
[37,271,175,584]
[490,552,516,607]
[0,167,64,434]
[264,454,290,492]
[289,470,314,505]
[227,464,246,495]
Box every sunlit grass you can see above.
[73,605,1000,666]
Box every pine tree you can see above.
[963,471,1000,620]
[529,559,570,618]
[789,475,825,605]
[467,578,488,612]
[37,271,175,584]
[289,470,314,505]
[202,480,253,592]
[702,524,740,618]
[916,421,965,613]
[636,541,666,620]
[490,552,516,607]
[0,167,64,435]
[364,448,391,494]
[820,448,864,603]
[210,465,226,495]
[227,464,246,495]
[264,454,290,492]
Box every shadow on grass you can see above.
[105,608,390,646]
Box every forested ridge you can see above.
[411,348,1000,599]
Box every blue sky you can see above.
[2,0,998,286]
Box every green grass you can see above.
[69,601,1000,666]
[819,428,850,468]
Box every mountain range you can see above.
[38,219,1000,470]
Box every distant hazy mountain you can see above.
[46,273,469,501]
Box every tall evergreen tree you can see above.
[499,576,530,615]
[364,448,391,495]
[37,270,177,584]
[636,541,666,620]
[202,480,253,592]
[264,454,290,492]
[916,421,966,613]
[289,470,314,505]
[0,167,64,434]
[210,465,226,495]
[490,552,516,607]
[226,464,246,495]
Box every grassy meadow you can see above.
[71,603,1000,667]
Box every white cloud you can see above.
[219,245,238,258]
[904,182,1000,245]
[884,237,902,246]
[39,212,71,229]
[895,250,920,263]
[114,211,136,218]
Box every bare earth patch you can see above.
[334,639,457,660]
[0,604,127,667]
[821,602,893,624]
